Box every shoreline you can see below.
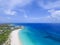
[3,29,22,45]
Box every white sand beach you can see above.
[10,29,22,45]
[3,29,22,45]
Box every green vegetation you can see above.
[0,24,12,45]
[0,24,21,45]
[0,30,11,45]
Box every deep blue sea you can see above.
[15,23,60,45]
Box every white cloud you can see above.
[3,9,60,23]
[38,9,60,23]
[4,9,16,16]
[26,9,60,23]
[19,9,28,18]
[1,0,60,23]
[36,0,60,23]
[2,0,33,17]
[4,0,33,10]
[48,10,60,22]
[24,14,28,18]
[50,10,60,17]
[0,0,33,15]
[37,0,60,9]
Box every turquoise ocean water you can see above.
[18,23,60,45]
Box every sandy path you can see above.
[10,29,22,45]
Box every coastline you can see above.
[3,29,22,45]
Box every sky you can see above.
[0,0,60,23]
